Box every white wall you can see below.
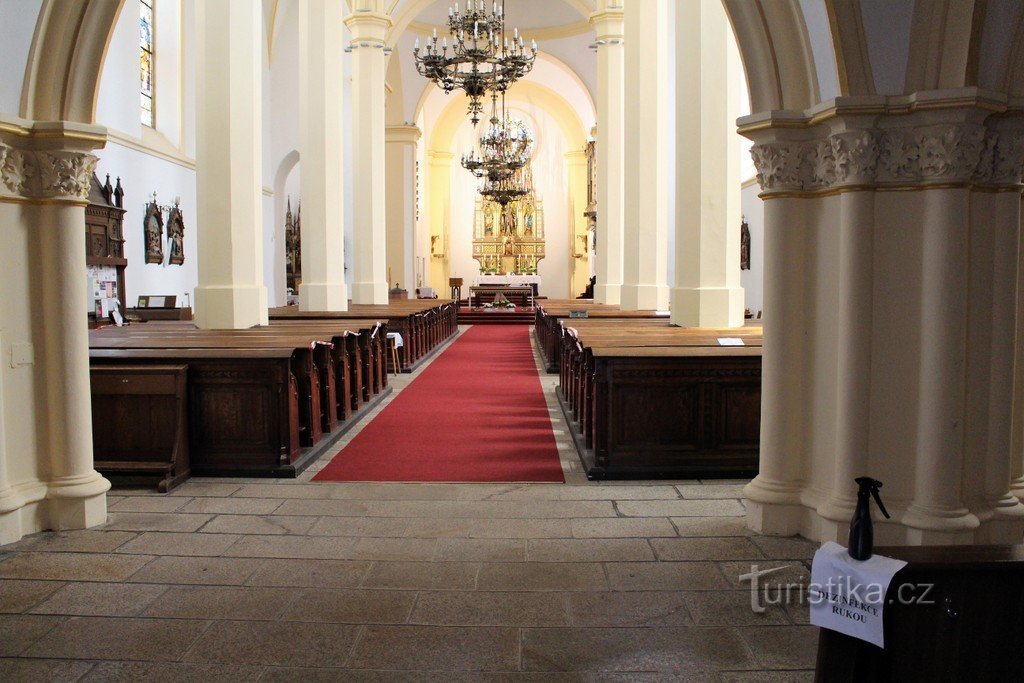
[0,0,43,116]
[740,181,764,316]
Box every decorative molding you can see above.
[1,144,96,201]
[750,122,1024,195]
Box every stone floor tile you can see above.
[401,518,475,538]
[737,626,820,670]
[231,483,327,499]
[361,561,479,590]
[605,562,728,591]
[247,559,372,589]
[81,661,264,682]
[0,657,95,682]
[29,582,167,617]
[9,530,138,554]
[410,590,570,626]
[650,537,764,561]
[345,625,519,672]
[279,588,415,624]
[0,552,152,582]
[469,518,573,539]
[24,616,207,661]
[571,518,677,539]
[0,579,65,612]
[434,538,526,562]
[683,590,790,626]
[527,539,655,562]
[176,497,285,515]
[477,562,606,591]
[200,514,317,536]
[617,500,745,518]
[101,512,214,533]
[327,483,468,501]
[749,536,821,560]
[115,531,242,556]
[568,591,691,627]
[164,482,243,497]
[127,556,264,585]
[108,496,191,513]
[223,534,358,560]
[349,537,438,561]
[0,614,64,655]
[521,627,756,673]
[675,484,747,499]
[308,516,411,537]
[142,585,294,620]
[671,517,753,537]
[183,621,360,667]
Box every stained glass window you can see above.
[140,0,154,126]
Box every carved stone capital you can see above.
[751,121,1022,195]
[0,146,96,200]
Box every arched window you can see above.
[139,0,154,126]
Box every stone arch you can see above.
[20,0,126,123]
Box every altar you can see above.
[475,274,542,296]
[472,195,545,280]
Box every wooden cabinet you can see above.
[86,174,127,322]
[815,544,1024,681]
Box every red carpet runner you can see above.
[313,325,565,483]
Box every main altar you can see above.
[472,194,544,276]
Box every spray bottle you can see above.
[848,477,890,561]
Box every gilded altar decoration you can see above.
[285,196,301,292]
[473,194,544,275]
[166,198,185,266]
[143,193,164,264]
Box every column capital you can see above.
[589,5,624,44]
[427,149,455,164]
[0,117,106,204]
[344,10,393,46]
[386,124,422,144]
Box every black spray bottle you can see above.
[848,477,890,561]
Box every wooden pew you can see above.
[534,302,671,372]
[90,364,190,492]
[555,322,764,479]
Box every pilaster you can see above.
[299,0,348,311]
[386,125,421,296]
[620,0,669,311]
[345,10,393,305]
[193,0,268,328]
[589,2,625,305]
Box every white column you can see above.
[589,2,625,305]
[671,0,745,327]
[566,149,590,297]
[299,0,348,311]
[620,0,669,311]
[385,125,421,296]
[345,9,392,305]
[193,0,268,328]
[427,150,453,292]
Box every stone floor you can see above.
[0,326,818,681]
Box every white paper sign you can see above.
[809,541,907,648]
[717,337,745,346]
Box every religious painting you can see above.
[740,216,751,271]
[484,210,494,236]
[143,196,163,264]
[166,199,184,265]
[524,208,534,236]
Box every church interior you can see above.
[2,0,1024,677]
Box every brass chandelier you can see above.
[413,1,537,125]
[461,93,534,184]
[482,165,533,206]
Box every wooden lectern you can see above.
[449,278,463,305]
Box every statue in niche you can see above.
[740,216,751,271]
[484,211,494,236]
[143,193,164,264]
[524,209,534,236]
[503,237,514,256]
[166,198,185,265]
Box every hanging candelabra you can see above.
[482,165,533,206]
[461,93,534,183]
[413,1,537,125]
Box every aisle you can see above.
[314,325,565,482]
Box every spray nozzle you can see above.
[855,476,890,519]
